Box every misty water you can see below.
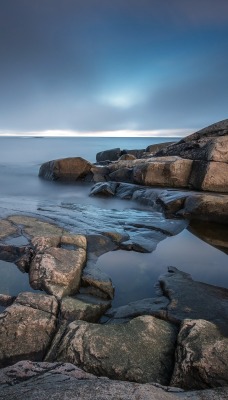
[0,136,227,307]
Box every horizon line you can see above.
[0,128,193,138]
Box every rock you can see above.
[105,296,169,323]
[8,216,65,238]
[30,246,86,299]
[0,219,18,240]
[122,149,145,158]
[171,319,228,389]
[146,142,175,154]
[180,119,228,142]
[115,182,142,199]
[0,294,15,307]
[61,295,110,323]
[109,167,133,182]
[81,261,114,300]
[189,160,228,192]
[133,157,193,188]
[55,316,177,385]
[159,267,228,335]
[90,182,118,196]
[90,165,110,182]
[2,362,228,400]
[96,148,121,162]
[0,292,58,368]
[39,157,92,181]
[118,154,136,160]
[179,194,228,224]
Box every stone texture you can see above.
[39,157,92,181]
[109,167,133,182]
[0,292,58,368]
[55,316,177,385]
[179,194,228,224]
[146,141,175,154]
[0,219,18,240]
[118,153,136,160]
[96,148,121,162]
[159,267,228,335]
[2,361,228,400]
[0,294,15,307]
[8,215,64,238]
[30,246,86,299]
[133,157,193,188]
[61,295,110,322]
[90,181,118,196]
[189,160,228,192]
[188,220,228,254]
[171,319,228,389]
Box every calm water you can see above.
[0,136,227,308]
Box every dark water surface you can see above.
[0,136,227,307]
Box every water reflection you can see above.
[0,260,38,297]
[97,229,228,307]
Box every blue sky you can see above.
[0,0,228,136]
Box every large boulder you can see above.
[60,295,110,323]
[171,319,228,390]
[39,157,92,181]
[179,194,228,224]
[133,157,193,188]
[55,316,177,385]
[0,292,58,368]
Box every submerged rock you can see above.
[171,319,228,389]
[159,267,228,335]
[0,292,58,368]
[55,316,177,385]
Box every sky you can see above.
[0,0,228,137]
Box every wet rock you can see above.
[0,292,58,368]
[81,261,114,300]
[90,165,110,182]
[39,157,92,181]
[8,215,64,238]
[159,267,228,335]
[190,160,228,192]
[2,362,228,400]
[30,246,86,299]
[0,219,18,240]
[55,316,177,385]
[115,182,142,199]
[96,148,121,163]
[61,295,110,322]
[105,296,169,323]
[90,181,118,196]
[179,194,228,224]
[171,319,228,389]
[133,156,193,188]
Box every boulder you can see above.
[109,167,133,183]
[39,157,92,181]
[171,319,228,389]
[146,142,175,154]
[122,149,145,158]
[159,267,228,335]
[0,292,58,368]
[189,160,228,192]
[30,246,86,299]
[118,154,136,160]
[55,316,177,385]
[188,220,228,254]
[90,182,118,196]
[179,194,228,224]
[60,295,110,323]
[96,148,121,163]
[133,157,193,188]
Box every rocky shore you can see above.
[0,120,228,399]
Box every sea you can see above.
[0,136,227,308]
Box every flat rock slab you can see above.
[0,219,18,240]
[0,292,58,368]
[171,319,228,390]
[1,361,228,400]
[8,215,65,238]
[159,267,228,335]
[55,316,177,385]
